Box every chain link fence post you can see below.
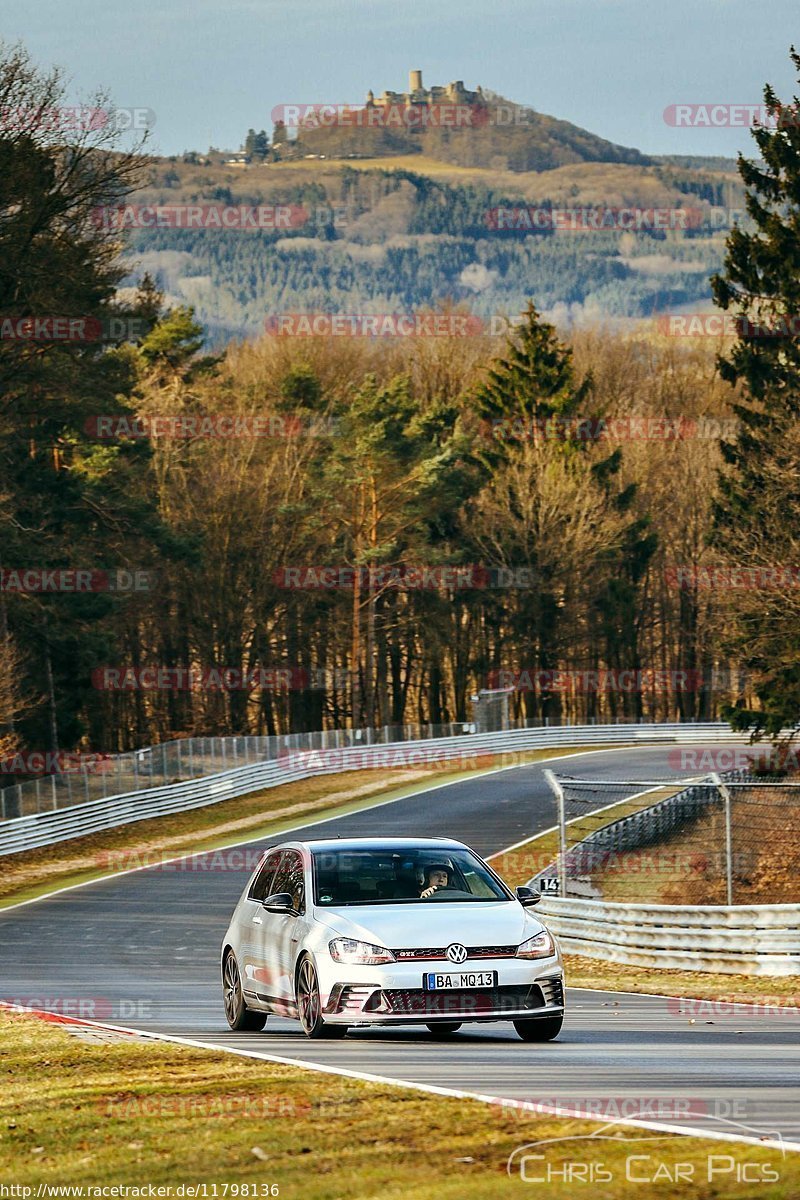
[543,768,569,897]
[711,772,734,905]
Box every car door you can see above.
[253,848,308,1016]
[240,848,283,1009]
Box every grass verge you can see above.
[563,955,800,1006]
[1,1010,795,1198]
[0,745,611,911]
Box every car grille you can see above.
[540,976,564,1008]
[365,984,546,1017]
[326,985,376,1015]
[391,944,518,961]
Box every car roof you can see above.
[284,837,470,853]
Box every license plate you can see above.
[424,970,497,990]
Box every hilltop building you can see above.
[365,70,485,116]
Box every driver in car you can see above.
[419,863,453,898]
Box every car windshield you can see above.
[311,847,511,906]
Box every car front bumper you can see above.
[317,954,565,1025]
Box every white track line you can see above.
[1,1002,794,1153]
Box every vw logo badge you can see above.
[446,943,468,964]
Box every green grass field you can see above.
[1,1010,795,1198]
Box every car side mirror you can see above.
[263,891,295,914]
[516,885,541,907]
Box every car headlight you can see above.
[328,938,396,965]
[516,930,555,959]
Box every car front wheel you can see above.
[297,957,347,1039]
[514,1014,563,1042]
[223,951,267,1031]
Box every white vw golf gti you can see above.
[221,837,565,1040]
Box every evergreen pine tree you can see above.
[710,48,800,740]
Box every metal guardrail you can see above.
[537,895,800,976]
[0,721,745,856]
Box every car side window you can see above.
[248,850,282,902]
[272,850,305,915]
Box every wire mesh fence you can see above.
[0,725,455,820]
[0,714,580,821]
[534,770,800,905]
[0,714,733,822]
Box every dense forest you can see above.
[123,159,744,342]
[1,41,798,773]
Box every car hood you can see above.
[313,901,543,948]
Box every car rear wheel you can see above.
[426,1022,462,1036]
[297,957,347,1039]
[223,951,267,1031]
[514,1014,563,1042]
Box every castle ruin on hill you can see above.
[365,70,485,116]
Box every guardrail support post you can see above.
[710,772,734,906]
[543,769,568,898]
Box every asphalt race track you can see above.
[2,744,798,1147]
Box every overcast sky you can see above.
[2,0,798,158]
